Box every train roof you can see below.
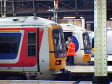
[0,16,57,28]
[60,23,85,32]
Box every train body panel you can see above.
[0,16,66,79]
[72,30,84,64]
[39,27,49,72]
[92,28,112,55]
[107,29,112,55]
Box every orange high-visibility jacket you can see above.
[67,42,76,56]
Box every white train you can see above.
[91,28,112,62]
[0,16,67,80]
[60,24,93,64]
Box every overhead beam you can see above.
[8,0,74,1]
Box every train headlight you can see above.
[55,60,61,65]
[82,54,91,63]
[85,50,91,54]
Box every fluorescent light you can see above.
[110,18,112,20]
[63,17,76,19]
[80,16,83,19]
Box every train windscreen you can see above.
[83,32,92,54]
[53,29,66,58]
[0,33,21,59]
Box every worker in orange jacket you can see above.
[67,39,76,65]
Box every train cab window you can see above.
[83,32,92,50]
[0,33,21,59]
[28,32,36,56]
[53,29,66,58]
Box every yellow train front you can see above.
[0,16,67,80]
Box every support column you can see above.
[0,0,6,17]
[33,0,36,16]
[12,0,16,17]
[0,0,3,17]
[92,0,110,83]
[54,0,58,23]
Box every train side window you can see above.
[0,33,21,59]
[28,32,36,56]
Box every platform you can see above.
[65,55,112,73]
[0,80,112,84]
[66,66,112,73]
[0,80,92,84]
[91,55,112,61]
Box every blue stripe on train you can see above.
[71,36,79,52]
[0,54,17,59]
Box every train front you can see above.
[48,24,67,74]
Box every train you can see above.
[60,24,93,64]
[0,16,67,80]
[91,28,112,61]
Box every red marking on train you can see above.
[0,28,44,67]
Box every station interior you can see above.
[0,0,112,84]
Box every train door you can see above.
[64,32,72,50]
[63,31,83,64]
[64,32,73,41]
[23,28,38,72]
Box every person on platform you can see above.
[67,39,76,65]
[65,37,72,65]
[65,37,71,50]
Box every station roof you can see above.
[3,0,112,21]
